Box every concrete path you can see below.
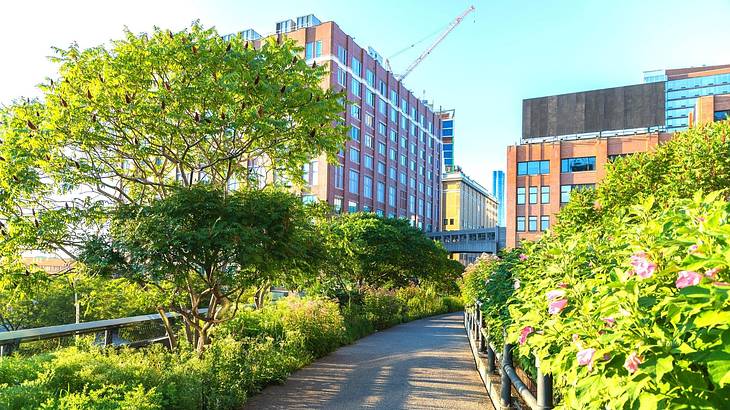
[243,312,492,410]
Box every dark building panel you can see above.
[522,82,666,139]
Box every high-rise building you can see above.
[507,64,730,248]
[237,15,444,232]
[441,167,499,265]
[491,170,505,226]
[439,109,455,170]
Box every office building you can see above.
[235,15,444,232]
[439,109,455,170]
[492,170,505,226]
[507,64,730,248]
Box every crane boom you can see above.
[397,5,475,81]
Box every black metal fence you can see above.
[465,302,554,410]
[0,309,206,357]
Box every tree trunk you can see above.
[157,307,178,351]
[254,282,270,309]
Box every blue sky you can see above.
[2,0,729,188]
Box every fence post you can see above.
[486,341,496,373]
[501,342,513,409]
[103,327,119,347]
[536,356,554,409]
[478,308,486,353]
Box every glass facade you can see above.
[665,73,730,131]
[561,157,596,173]
[491,170,505,226]
[517,160,550,176]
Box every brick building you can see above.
[507,64,730,248]
[235,15,444,232]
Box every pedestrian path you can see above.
[244,312,492,409]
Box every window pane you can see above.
[517,187,526,205]
[541,186,550,203]
[541,216,550,231]
[516,216,525,232]
[529,186,538,204]
[517,162,527,176]
[528,216,537,232]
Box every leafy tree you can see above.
[316,212,461,298]
[81,186,318,352]
[0,21,345,275]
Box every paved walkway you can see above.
[244,312,492,410]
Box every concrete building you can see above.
[507,64,730,248]
[243,15,444,232]
[441,167,498,265]
[492,170,505,226]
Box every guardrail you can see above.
[465,302,553,410]
[0,309,207,357]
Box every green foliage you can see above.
[464,122,730,409]
[0,20,346,295]
[315,212,463,297]
[1,291,456,409]
[81,186,317,352]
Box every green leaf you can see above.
[655,356,673,383]
[694,311,730,328]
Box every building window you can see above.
[337,68,346,86]
[378,122,386,135]
[541,215,550,231]
[560,184,596,203]
[379,80,386,95]
[349,148,360,164]
[389,148,397,161]
[715,110,730,121]
[517,160,550,176]
[365,69,374,86]
[541,186,550,204]
[409,195,415,213]
[389,166,396,180]
[351,79,361,98]
[365,90,374,107]
[390,107,398,121]
[351,104,361,120]
[378,142,386,156]
[377,161,386,175]
[363,176,373,199]
[561,157,596,173]
[364,154,373,169]
[608,153,632,162]
[400,154,407,167]
[351,57,361,76]
[365,134,374,148]
[348,200,357,213]
[377,182,385,203]
[348,169,359,194]
[376,209,384,216]
[350,126,360,141]
[305,40,322,59]
[334,165,344,189]
[378,98,386,115]
[388,186,396,207]
[529,186,538,204]
[516,216,526,232]
[337,45,347,63]
[528,216,537,232]
[334,197,343,213]
[399,172,406,185]
[517,187,526,205]
[390,129,397,143]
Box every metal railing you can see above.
[465,302,553,410]
[0,309,206,357]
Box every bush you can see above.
[464,122,730,409]
[362,288,405,330]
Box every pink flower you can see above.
[548,298,568,314]
[519,326,533,345]
[513,279,520,290]
[558,282,569,288]
[619,308,631,317]
[676,270,702,289]
[602,317,616,327]
[705,267,722,279]
[519,253,528,261]
[546,289,566,301]
[601,353,612,361]
[630,253,656,279]
[577,348,596,369]
[623,351,643,374]
[688,244,699,253]
[572,334,580,343]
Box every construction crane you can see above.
[388,5,475,81]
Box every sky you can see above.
[2,0,730,190]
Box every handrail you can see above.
[0,308,208,357]
[465,302,553,410]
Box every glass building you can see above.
[666,73,730,131]
[492,170,505,226]
[439,110,455,169]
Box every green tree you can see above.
[0,21,345,276]
[317,213,461,298]
[81,186,317,353]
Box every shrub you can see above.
[464,122,730,409]
[362,288,405,330]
